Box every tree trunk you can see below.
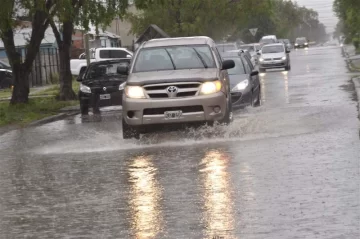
[11,64,30,104]
[58,21,77,101]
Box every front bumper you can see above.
[123,92,227,126]
[79,91,123,108]
[231,88,252,109]
[260,60,287,69]
[295,44,308,48]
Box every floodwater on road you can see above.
[0,46,359,238]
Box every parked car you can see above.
[216,42,239,53]
[119,36,235,139]
[221,51,261,109]
[76,59,131,115]
[294,37,309,48]
[0,60,13,89]
[70,48,133,76]
[258,43,291,72]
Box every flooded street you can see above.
[0,46,359,238]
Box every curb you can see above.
[352,77,360,117]
[28,111,79,127]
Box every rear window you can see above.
[99,50,129,59]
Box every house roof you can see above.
[135,24,170,44]
[0,27,56,49]
[75,24,121,39]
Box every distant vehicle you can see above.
[70,48,133,76]
[294,37,308,48]
[225,49,256,67]
[258,43,291,72]
[76,59,131,115]
[216,42,239,52]
[238,43,261,65]
[221,51,261,109]
[120,36,235,139]
[0,60,13,89]
[259,35,278,46]
[279,39,292,50]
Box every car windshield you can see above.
[296,38,307,44]
[86,61,130,79]
[0,60,10,69]
[261,45,284,54]
[260,38,276,44]
[216,44,237,52]
[223,57,246,75]
[133,45,216,72]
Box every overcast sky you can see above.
[295,0,338,33]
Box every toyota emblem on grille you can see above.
[103,87,107,91]
[166,86,178,97]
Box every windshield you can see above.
[216,44,237,52]
[86,61,130,79]
[261,45,284,54]
[296,38,307,44]
[133,45,216,72]
[223,57,246,75]
[0,60,10,69]
[260,38,276,44]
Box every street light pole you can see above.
[84,33,91,66]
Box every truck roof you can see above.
[142,36,214,48]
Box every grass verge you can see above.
[32,80,80,96]
[0,97,78,127]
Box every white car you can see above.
[70,48,133,76]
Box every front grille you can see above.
[143,82,201,99]
[264,58,272,61]
[143,105,204,115]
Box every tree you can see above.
[0,0,55,104]
[49,0,130,101]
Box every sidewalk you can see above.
[343,44,360,71]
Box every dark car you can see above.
[294,37,308,48]
[76,59,131,115]
[221,51,261,109]
[0,60,13,89]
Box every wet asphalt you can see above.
[0,46,359,239]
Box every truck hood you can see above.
[126,68,219,86]
[261,52,286,59]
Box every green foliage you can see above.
[127,0,327,43]
[333,0,360,47]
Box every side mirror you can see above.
[76,70,86,82]
[117,65,129,75]
[126,54,132,58]
[250,70,259,76]
[222,59,235,70]
[286,49,291,53]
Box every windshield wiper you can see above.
[192,48,208,68]
[164,49,176,70]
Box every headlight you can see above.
[295,43,299,46]
[119,82,126,91]
[304,42,308,45]
[232,79,249,91]
[281,56,286,60]
[80,83,91,93]
[200,80,222,95]
[259,58,264,62]
[125,86,146,99]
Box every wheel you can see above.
[219,95,233,125]
[285,64,291,71]
[122,118,140,139]
[80,100,89,115]
[252,89,261,107]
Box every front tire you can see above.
[252,89,261,107]
[219,96,233,125]
[122,118,140,139]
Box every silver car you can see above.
[258,43,291,72]
[118,37,235,139]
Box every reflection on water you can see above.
[284,73,289,104]
[200,150,235,238]
[260,74,266,102]
[128,156,163,239]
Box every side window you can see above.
[241,56,251,74]
[212,47,223,68]
[244,55,254,70]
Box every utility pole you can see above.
[84,33,91,66]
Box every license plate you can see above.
[100,94,111,100]
[164,110,182,119]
